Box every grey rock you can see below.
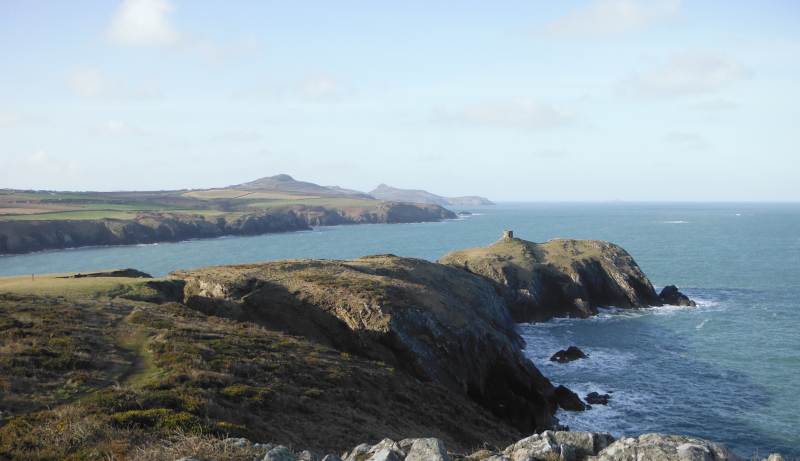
[300,450,323,461]
[766,455,786,461]
[552,431,614,459]
[345,439,405,461]
[258,445,299,461]
[322,455,344,461]
[344,443,373,461]
[406,438,451,461]
[504,432,561,461]
[591,434,744,461]
[174,457,205,461]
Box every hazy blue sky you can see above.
[1,1,797,200]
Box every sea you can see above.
[1,202,798,458]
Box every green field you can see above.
[0,187,384,222]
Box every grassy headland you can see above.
[0,176,457,255]
[0,270,522,460]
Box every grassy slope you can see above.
[0,272,522,461]
[0,189,382,221]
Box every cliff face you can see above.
[439,237,663,323]
[0,203,455,255]
[170,255,559,433]
[0,212,309,255]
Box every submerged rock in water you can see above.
[550,346,588,363]
[659,285,697,306]
[585,392,611,405]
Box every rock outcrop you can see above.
[439,237,667,323]
[170,255,560,433]
[659,285,697,307]
[550,346,588,364]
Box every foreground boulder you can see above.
[590,433,744,461]
[439,236,665,322]
[171,255,560,432]
[174,432,786,461]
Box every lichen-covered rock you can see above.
[344,439,406,461]
[439,237,664,322]
[589,434,744,461]
[405,438,451,461]
[501,431,612,461]
[258,445,300,461]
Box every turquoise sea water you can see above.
[1,203,798,457]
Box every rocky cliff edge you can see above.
[170,255,560,433]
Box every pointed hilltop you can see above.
[230,174,374,199]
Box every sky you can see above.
[0,0,798,201]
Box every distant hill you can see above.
[231,174,375,199]
[368,184,494,206]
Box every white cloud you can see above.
[689,97,739,111]
[434,98,576,131]
[664,131,710,150]
[619,50,751,99]
[240,71,344,103]
[89,120,145,137]
[536,0,684,39]
[106,0,259,66]
[107,0,181,47]
[64,68,124,98]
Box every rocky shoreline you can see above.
[169,431,787,461]
[0,202,456,255]
[0,235,784,460]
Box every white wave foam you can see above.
[696,319,709,329]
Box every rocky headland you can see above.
[0,236,774,461]
[438,235,694,323]
[0,202,455,255]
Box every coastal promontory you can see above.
[439,235,693,322]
